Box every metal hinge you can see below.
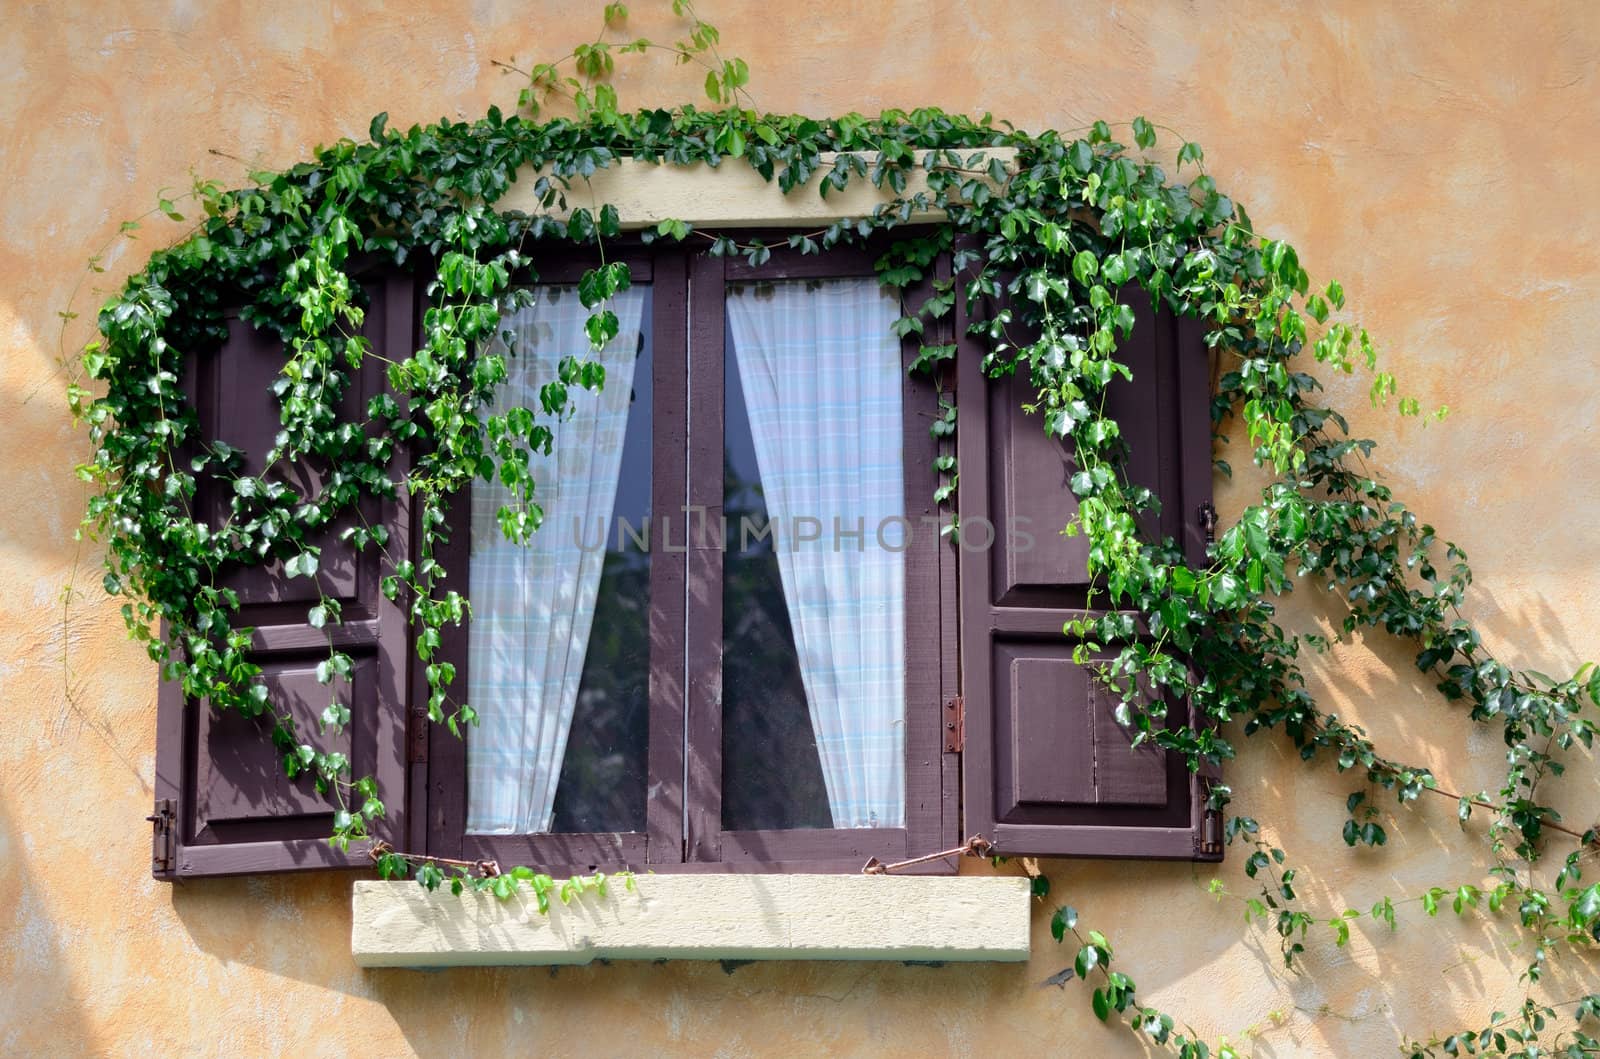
[1203,812,1222,863]
[1196,802,1223,859]
[147,798,176,874]
[943,695,965,753]
[408,706,428,764]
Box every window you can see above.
[151,233,1219,881]
[429,240,953,872]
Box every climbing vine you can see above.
[64,2,1598,1054]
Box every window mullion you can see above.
[683,249,727,863]
[645,247,692,865]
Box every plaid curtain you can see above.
[726,278,907,829]
[466,285,648,834]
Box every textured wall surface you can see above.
[2,2,1598,1055]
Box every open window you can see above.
[151,234,1218,879]
[424,239,956,873]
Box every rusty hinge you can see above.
[147,798,176,875]
[408,706,428,764]
[943,695,965,753]
[1196,803,1223,859]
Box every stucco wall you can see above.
[3,2,1598,1055]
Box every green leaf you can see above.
[1068,140,1094,174]
[1575,883,1600,923]
[1131,116,1156,150]
[1091,987,1111,1022]
[1072,250,1099,285]
[285,552,319,579]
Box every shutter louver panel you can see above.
[151,270,414,879]
[957,289,1219,860]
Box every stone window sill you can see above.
[351,874,1030,967]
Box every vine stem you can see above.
[1417,782,1598,846]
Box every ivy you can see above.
[63,2,1599,1053]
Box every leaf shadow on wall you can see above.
[1193,576,1598,1056]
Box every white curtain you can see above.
[466,285,647,835]
[726,278,906,829]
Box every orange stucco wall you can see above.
[2,2,1598,1055]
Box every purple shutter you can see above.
[150,270,414,878]
[957,286,1219,860]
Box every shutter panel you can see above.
[957,288,1219,860]
[150,269,415,878]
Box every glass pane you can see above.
[721,316,831,831]
[721,277,907,832]
[466,284,651,835]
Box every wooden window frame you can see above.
[422,234,960,875]
[152,228,1220,881]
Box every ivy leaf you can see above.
[1131,116,1156,150]
[284,552,319,579]
[1575,884,1600,924]
[584,310,619,349]
[1072,250,1098,285]
[1068,139,1094,174]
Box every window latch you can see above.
[147,798,176,875]
[1197,501,1218,548]
[863,834,993,874]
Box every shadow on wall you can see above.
[1136,577,1599,1055]
[170,863,1047,1053]
[361,945,1042,1054]
[157,561,1600,1055]
[0,798,98,1056]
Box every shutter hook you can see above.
[1197,501,1218,547]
